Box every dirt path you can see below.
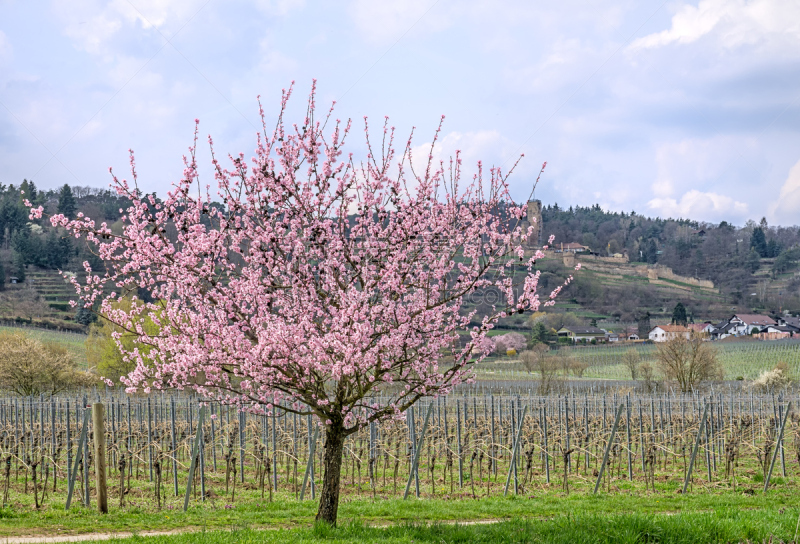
[0,519,513,544]
[2,529,200,544]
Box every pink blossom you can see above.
[22,85,569,506]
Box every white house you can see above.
[729,314,777,335]
[648,325,691,342]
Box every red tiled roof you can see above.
[734,314,776,326]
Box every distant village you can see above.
[556,313,800,344]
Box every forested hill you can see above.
[541,204,800,307]
[0,181,128,274]
[0,180,798,326]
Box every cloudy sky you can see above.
[1,0,799,225]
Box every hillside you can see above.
[0,181,797,331]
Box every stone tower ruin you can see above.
[526,199,542,247]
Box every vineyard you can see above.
[474,338,800,381]
[1,387,798,521]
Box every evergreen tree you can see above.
[57,184,77,219]
[750,227,768,257]
[746,247,761,273]
[644,239,658,264]
[672,302,688,326]
[637,312,651,338]
[530,322,549,345]
[75,306,97,326]
[14,256,25,283]
[766,239,781,258]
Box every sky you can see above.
[1,0,799,226]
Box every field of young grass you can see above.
[473,339,800,382]
[95,510,800,544]
[0,325,88,367]
[2,483,799,541]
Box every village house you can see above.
[709,314,778,339]
[556,326,606,343]
[648,324,691,342]
[777,315,800,330]
[688,322,714,335]
[553,242,589,254]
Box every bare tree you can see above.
[555,347,586,377]
[622,348,641,380]
[751,362,793,391]
[0,291,50,321]
[0,332,95,396]
[655,334,722,392]
[521,345,561,394]
[639,362,657,393]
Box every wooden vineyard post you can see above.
[183,406,205,512]
[682,403,709,494]
[147,397,153,483]
[66,400,72,485]
[83,397,90,507]
[92,403,108,514]
[271,407,278,491]
[764,401,791,492]
[504,405,527,496]
[593,404,623,495]
[404,402,433,500]
[239,411,246,483]
[625,396,633,481]
[638,401,645,474]
[490,396,496,477]
[65,407,90,510]
[456,401,463,488]
[299,424,319,500]
[170,397,178,496]
[543,403,550,484]
[51,400,56,491]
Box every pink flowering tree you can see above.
[494,332,527,354]
[29,84,571,525]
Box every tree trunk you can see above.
[315,422,346,526]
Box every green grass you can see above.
[63,508,800,544]
[2,483,799,538]
[0,325,88,368]
[468,340,800,382]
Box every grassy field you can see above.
[0,428,798,540]
[473,339,800,381]
[0,325,88,368]
[2,486,799,540]
[95,510,800,544]
[0,493,800,544]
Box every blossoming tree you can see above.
[30,84,571,525]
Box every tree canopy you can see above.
[34,84,569,525]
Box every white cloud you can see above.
[630,0,800,51]
[348,0,450,44]
[255,0,306,16]
[650,136,762,198]
[648,190,748,220]
[769,158,800,225]
[0,30,11,65]
[410,129,521,177]
[54,0,209,55]
[112,0,208,33]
